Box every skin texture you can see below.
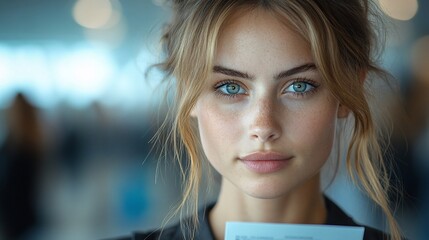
[191,8,349,240]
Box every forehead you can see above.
[214,8,313,73]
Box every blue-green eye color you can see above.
[293,82,307,92]
[287,81,314,93]
[219,83,245,95]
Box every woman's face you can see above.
[191,9,348,199]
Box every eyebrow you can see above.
[274,63,317,80]
[213,65,252,79]
[213,63,317,80]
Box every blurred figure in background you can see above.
[386,74,427,208]
[0,93,45,240]
[409,37,429,240]
[386,36,429,240]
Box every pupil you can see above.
[227,84,239,94]
[293,82,305,92]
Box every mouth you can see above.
[239,151,293,173]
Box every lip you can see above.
[240,151,292,173]
[240,151,292,161]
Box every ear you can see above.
[337,70,366,119]
[190,104,197,118]
[337,103,350,118]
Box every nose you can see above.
[248,97,282,142]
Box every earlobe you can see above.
[336,71,365,119]
[337,103,350,118]
[190,105,197,118]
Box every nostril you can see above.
[250,127,281,142]
[248,100,282,142]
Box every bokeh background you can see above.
[0,0,428,239]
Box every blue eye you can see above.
[285,81,315,93]
[218,82,246,95]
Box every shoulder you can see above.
[324,196,390,240]
[104,223,184,240]
[105,203,216,240]
[134,223,184,240]
[362,226,390,240]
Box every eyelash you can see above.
[213,78,320,99]
[214,80,246,99]
[285,78,320,98]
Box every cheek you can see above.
[196,101,241,165]
[287,101,338,160]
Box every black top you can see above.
[109,197,389,240]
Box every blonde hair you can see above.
[154,0,401,239]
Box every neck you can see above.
[209,175,327,240]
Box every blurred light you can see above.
[0,46,14,108]
[378,0,418,21]
[102,49,162,110]
[53,46,116,108]
[102,60,147,110]
[73,0,118,29]
[0,44,163,110]
[103,0,123,29]
[84,20,127,48]
[0,45,55,108]
[411,36,429,82]
[0,46,12,82]
[12,46,54,108]
[13,47,50,88]
[0,45,118,109]
[74,0,125,48]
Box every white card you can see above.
[225,222,364,240]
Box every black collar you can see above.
[132,196,387,240]
[192,196,359,240]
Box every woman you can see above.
[116,0,403,239]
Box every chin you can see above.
[241,180,298,199]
